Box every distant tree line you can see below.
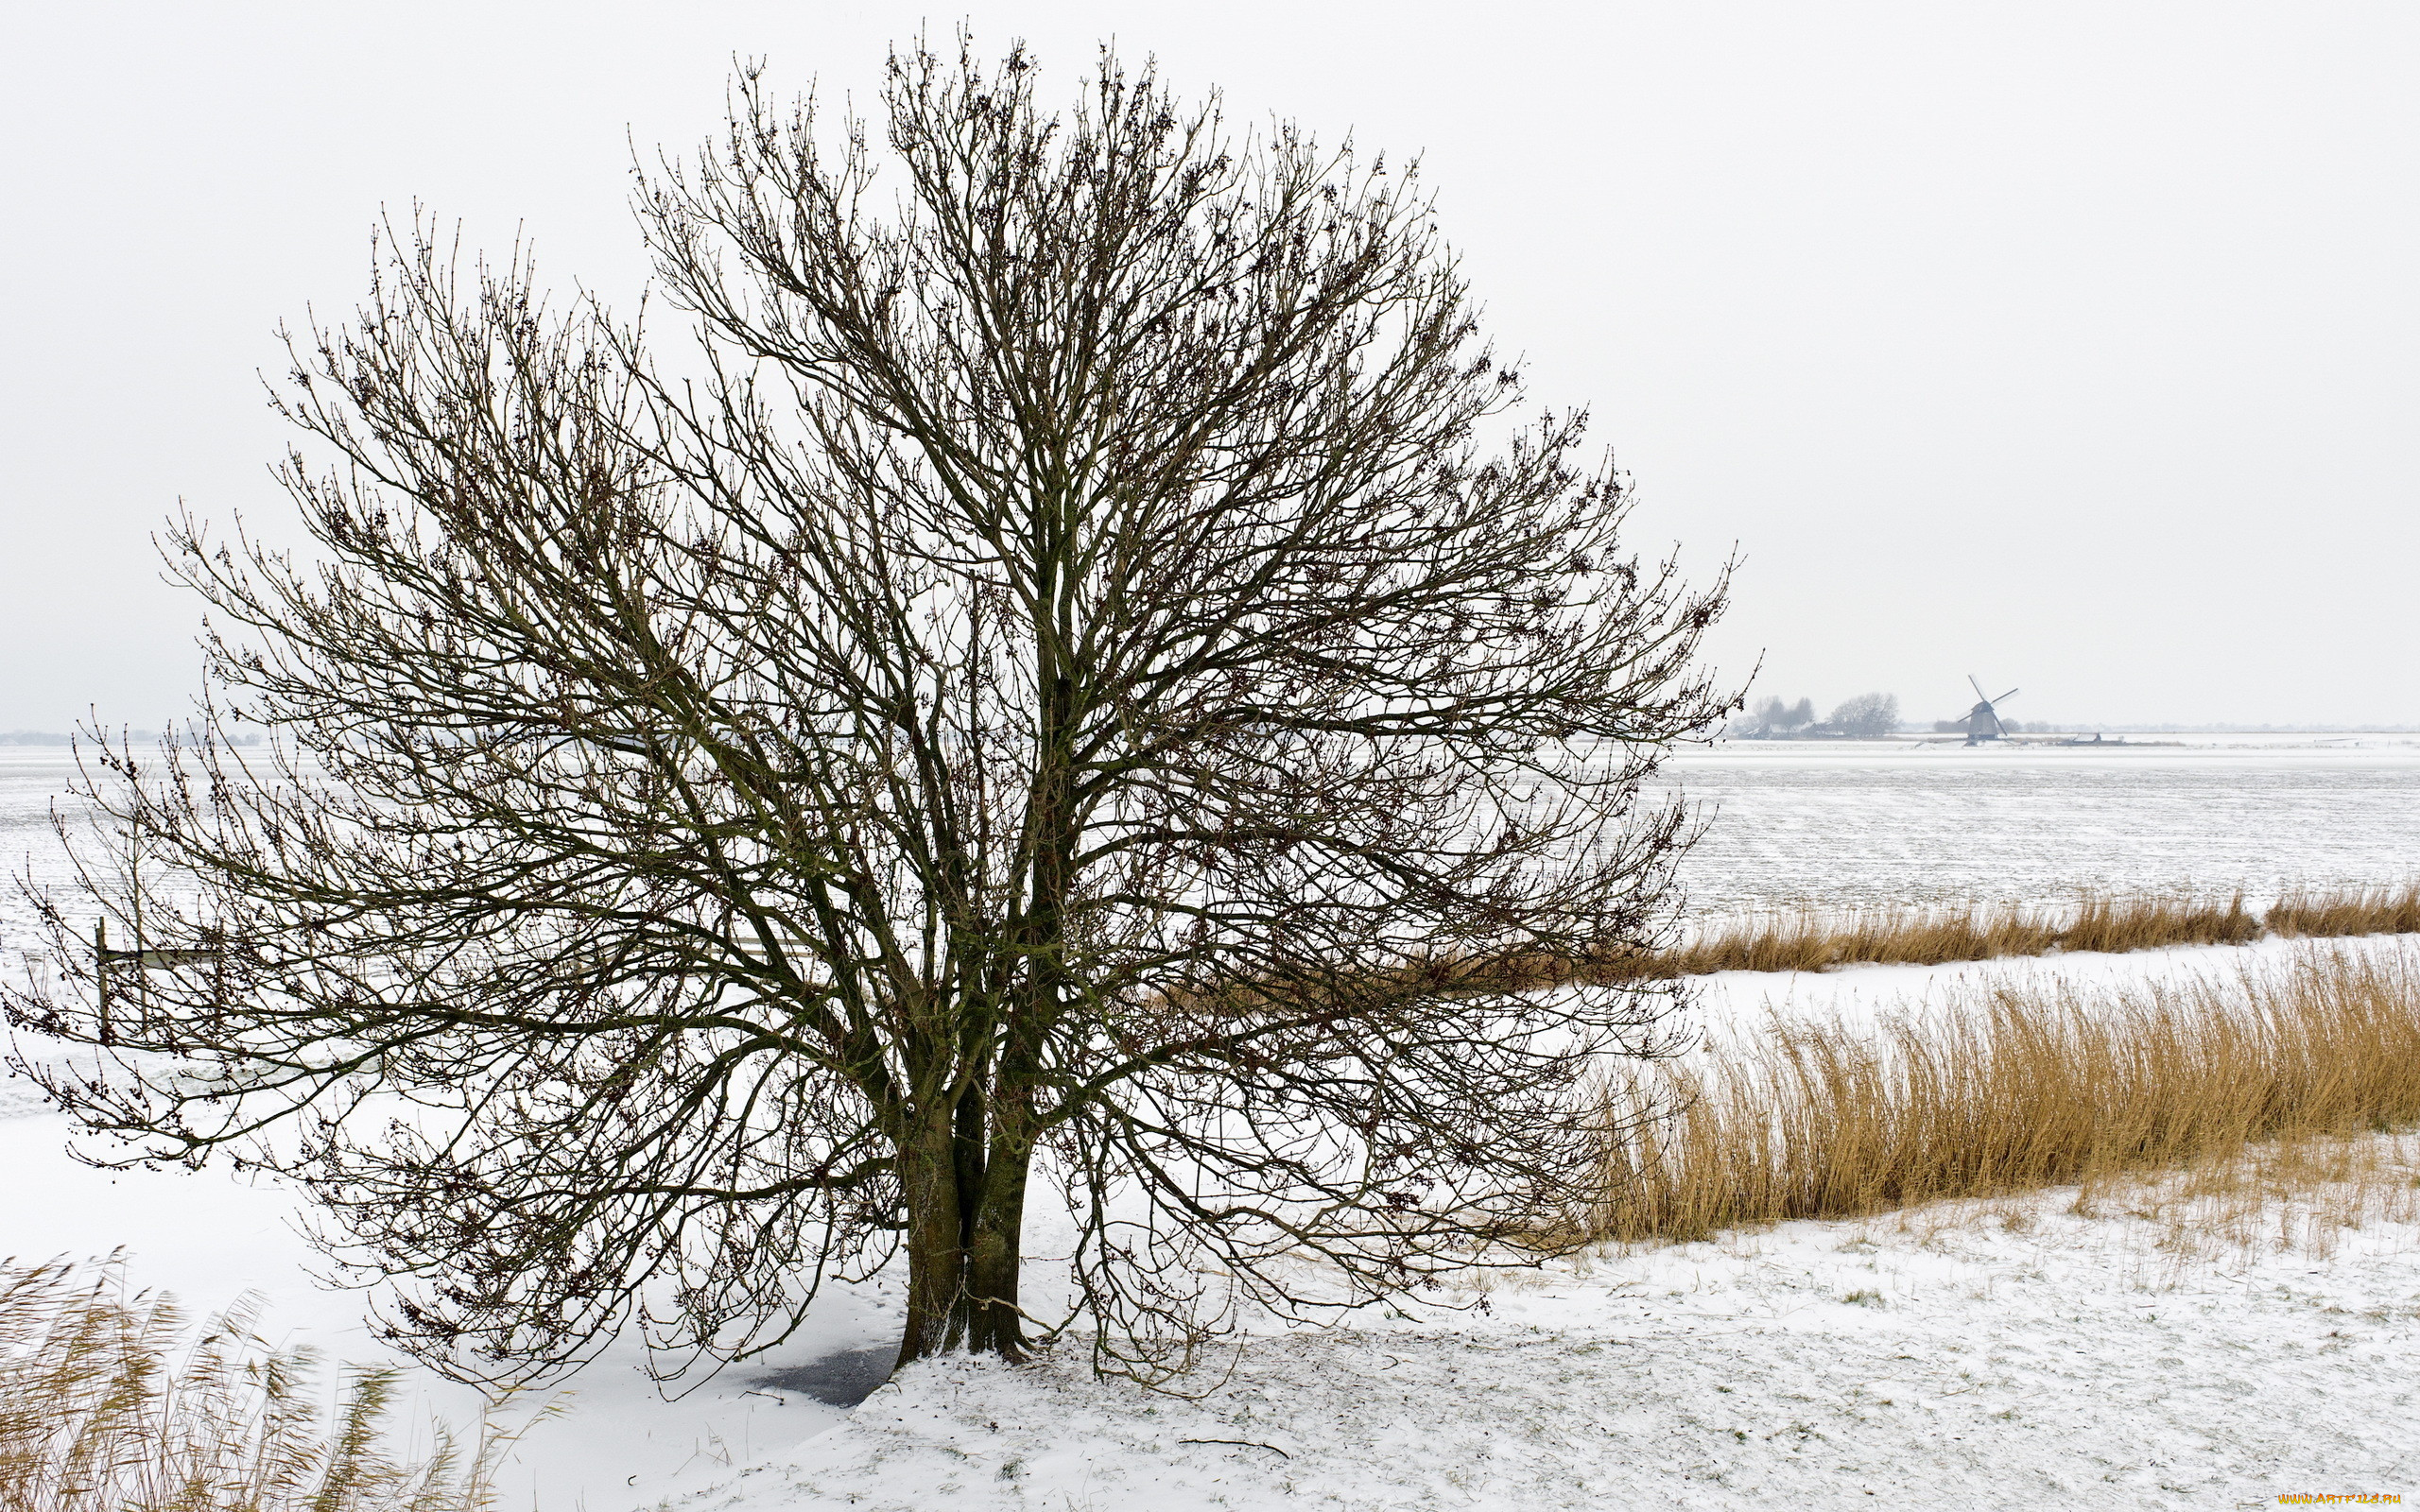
[1733,692,1899,739]
[0,730,264,747]
[1927,718,2077,734]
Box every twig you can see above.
[1180,1437,1291,1458]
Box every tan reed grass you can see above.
[1653,902,2061,977]
[1459,881,2414,994]
[1190,884,2420,1019]
[1586,943,2420,1246]
[1655,890,2266,979]
[0,1258,536,1512]
[2267,881,2420,941]
[2061,891,2262,954]
[2120,1128,2420,1269]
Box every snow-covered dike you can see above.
[668,1183,2417,1511]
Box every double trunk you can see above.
[891,662,1077,1366]
[893,1077,1038,1366]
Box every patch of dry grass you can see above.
[2267,881,2420,941]
[1204,885,2419,1017]
[2061,891,2263,954]
[1587,944,2420,1246]
[0,1258,536,1512]
[1654,890,2268,978]
[2119,1128,2420,1268]
[1469,882,2413,992]
[1657,902,2058,976]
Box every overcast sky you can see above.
[3,2,2412,730]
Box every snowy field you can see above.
[5,739,2419,1508]
[1659,732,2420,914]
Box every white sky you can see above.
[3,2,2412,729]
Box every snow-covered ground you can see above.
[7,741,2420,1508]
[9,937,2412,1508]
[677,1174,2417,1511]
[655,935,2420,1512]
[1686,929,2420,1035]
[0,1100,896,1506]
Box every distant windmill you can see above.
[1962,676,2019,745]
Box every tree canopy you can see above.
[7,39,1731,1384]
[1828,692,1901,738]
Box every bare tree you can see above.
[1827,692,1899,738]
[6,41,1730,1385]
[1747,695,1814,735]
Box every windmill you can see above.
[1962,676,2019,745]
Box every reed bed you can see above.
[1181,885,2417,1018]
[0,1260,527,1512]
[1652,889,2271,979]
[2266,881,2420,941]
[1586,943,2420,1246]
[1654,902,2061,976]
[1454,881,2414,993]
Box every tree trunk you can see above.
[895,1109,967,1366]
[893,647,1065,1366]
[959,1124,1031,1358]
[893,1095,1034,1366]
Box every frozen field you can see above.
[1660,733,2420,914]
[10,937,2417,1510]
[0,752,102,970]
[5,738,2419,1508]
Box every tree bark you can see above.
[895,1091,1034,1366]
[895,1111,967,1366]
[961,1112,1032,1358]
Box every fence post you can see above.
[95,918,112,1042]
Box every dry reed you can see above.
[2266,881,2420,941]
[1588,944,2420,1246]
[0,1259,534,1512]
[2059,891,2262,954]
[1656,902,2061,976]
[1457,881,2415,993]
[1188,885,2419,1019]
[1652,890,2268,979]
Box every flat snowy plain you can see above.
[5,737,2417,1509]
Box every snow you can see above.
[1685,930,2420,1035]
[7,740,2420,1507]
[14,936,2414,1507]
[1659,735,2420,914]
[659,1170,2419,1510]
[0,1102,897,1508]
